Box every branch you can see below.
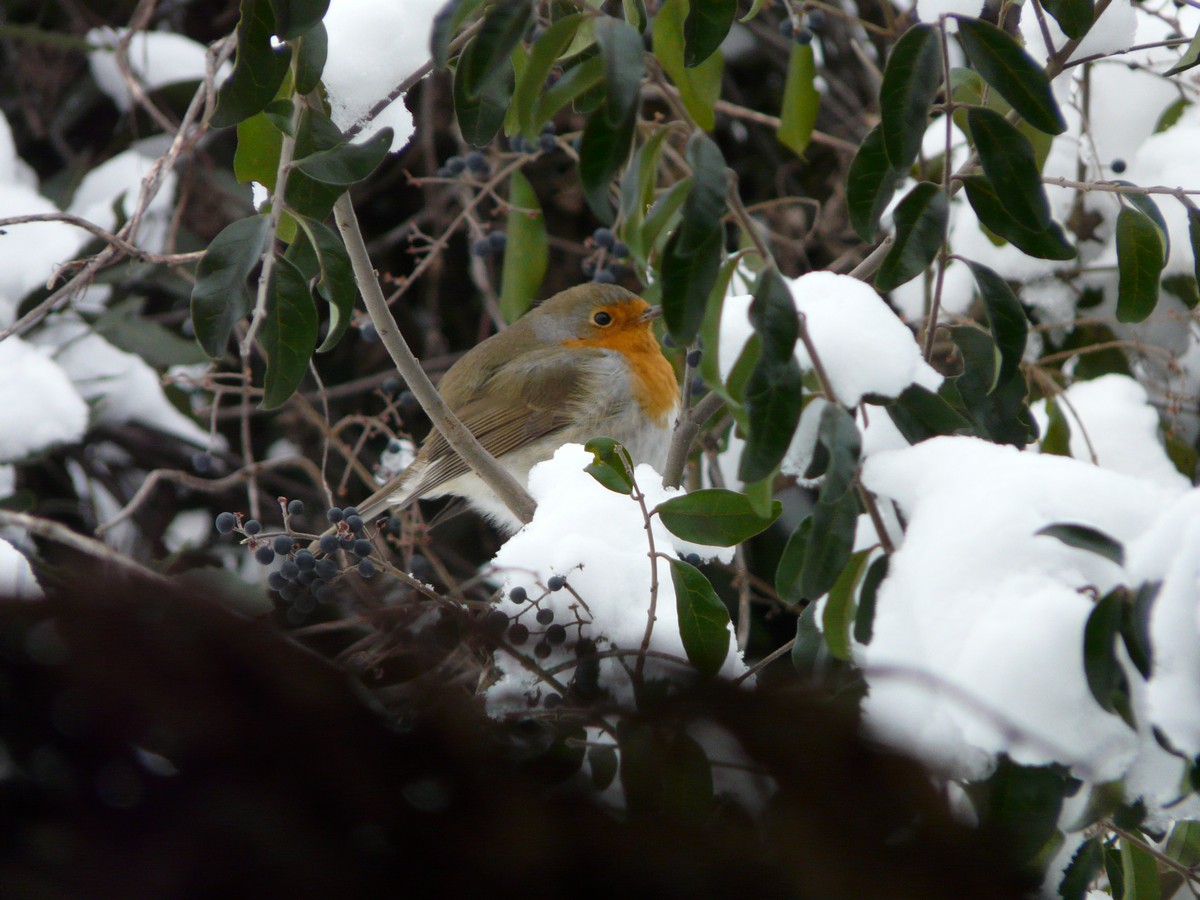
[0,510,171,585]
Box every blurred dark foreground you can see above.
[0,573,1029,899]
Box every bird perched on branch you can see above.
[357,283,679,533]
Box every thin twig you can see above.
[0,510,171,584]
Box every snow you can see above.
[87,27,215,112]
[0,539,42,600]
[0,183,87,326]
[322,0,444,152]
[485,444,743,711]
[67,139,177,255]
[0,336,89,462]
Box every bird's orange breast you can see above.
[565,326,679,425]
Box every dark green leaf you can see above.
[262,99,297,136]
[1120,837,1162,900]
[879,23,942,171]
[854,554,888,645]
[579,18,644,220]
[654,0,722,130]
[971,757,1068,871]
[596,16,644,122]
[640,176,692,254]
[960,175,1076,261]
[273,0,329,40]
[964,259,1028,387]
[955,16,1066,135]
[1163,274,1200,310]
[1120,582,1159,680]
[1117,184,1171,260]
[883,382,973,443]
[454,49,515,146]
[669,558,732,676]
[683,0,735,67]
[289,216,356,352]
[823,549,871,660]
[791,599,829,677]
[1040,395,1072,456]
[676,133,727,256]
[1189,205,1200,286]
[947,325,1038,445]
[261,254,319,409]
[95,299,212,367]
[1115,206,1165,324]
[498,170,548,322]
[212,0,292,129]
[432,0,486,69]
[1042,0,1094,40]
[967,106,1052,229]
[1164,820,1200,869]
[294,22,328,93]
[778,43,820,156]
[191,215,270,358]
[291,126,392,185]
[234,111,285,189]
[618,125,673,251]
[1165,26,1200,76]
[813,404,861,501]
[661,228,722,345]
[1083,589,1135,726]
[1036,522,1125,565]
[458,0,533,90]
[876,181,948,292]
[623,0,649,32]
[284,107,350,220]
[656,489,782,546]
[514,14,581,137]
[534,54,604,124]
[776,517,810,606]
[583,437,634,494]
[799,489,859,601]
[846,125,903,241]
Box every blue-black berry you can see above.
[612,241,630,258]
[358,559,376,578]
[534,641,552,660]
[541,121,557,135]
[295,549,315,570]
[538,133,557,152]
[287,499,304,516]
[298,570,318,587]
[327,507,344,524]
[273,534,294,555]
[794,26,814,43]
[244,519,262,536]
[446,156,466,174]
[592,227,615,249]
[381,377,401,396]
[509,585,528,603]
[280,559,300,581]
[484,610,509,634]
[353,538,374,558]
[536,608,555,625]
[546,624,567,645]
[488,231,507,252]
[254,545,275,565]
[593,268,616,285]
[343,506,359,518]
[280,583,302,603]
[192,453,214,474]
[547,575,566,592]
[361,323,380,342]
[1111,159,1127,173]
[544,693,562,709]
[510,135,528,153]
[508,623,530,645]
[685,552,702,566]
[267,572,287,592]
[346,514,365,534]
[806,8,827,29]
[472,238,493,257]
[778,18,795,37]
[319,534,339,555]
[315,558,338,581]
[686,348,702,367]
[215,512,237,534]
[465,151,489,173]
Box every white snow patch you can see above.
[0,336,88,461]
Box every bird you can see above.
[355,283,680,534]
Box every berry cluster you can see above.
[582,227,630,284]
[471,230,508,258]
[778,6,826,44]
[509,121,559,155]
[436,150,492,179]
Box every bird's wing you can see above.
[405,347,597,499]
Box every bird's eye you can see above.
[592,310,613,326]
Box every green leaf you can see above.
[823,548,871,661]
[946,325,1038,446]
[966,106,1052,229]
[289,216,356,352]
[779,489,859,603]
[960,175,1077,261]
[791,598,829,677]
[454,50,515,147]
[683,0,735,67]
[653,0,722,131]
[1120,581,1158,680]
[284,107,352,220]
[513,13,581,137]
[1083,589,1136,726]
[656,489,782,546]
[1163,274,1200,310]
[583,436,634,494]
[1117,184,1171,261]
[883,383,973,443]
[618,124,674,253]
[778,43,820,156]
[431,0,487,70]
[458,0,533,91]
[971,758,1068,873]
[534,54,604,124]
[291,126,392,185]
[234,111,285,189]
[669,558,732,676]
[1165,26,1200,76]
[675,133,727,256]
[212,0,293,129]
[1164,820,1200,869]
[1042,0,1094,40]
[812,404,861,501]
[1115,206,1165,324]
[498,170,548,322]
[640,176,692,254]
[1120,837,1162,900]
[879,23,942,171]
[261,254,319,409]
[191,215,270,358]
[854,554,888,645]
[294,22,328,94]
[964,259,1027,387]
[846,125,903,241]
[1036,522,1125,565]
[272,0,330,40]
[876,182,948,292]
[95,299,212,367]
[1189,205,1200,286]
[1040,395,1072,456]
[955,17,1066,135]
[623,0,649,32]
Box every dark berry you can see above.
[343,506,359,518]
[686,348,702,367]
[593,268,616,285]
[397,390,418,413]
[215,512,237,534]
[534,641,552,660]
[295,550,315,570]
[280,583,302,603]
[613,241,630,258]
[280,559,300,581]
[541,121,557,135]
[346,514,365,533]
[298,570,318,587]
[778,18,795,37]
[327,507,344,523]
[353,538,374,558]
[340,535,357,549]
[446,156,466,174]
[387,515,403,535]
[509,585,528,603]
[435,166,450,178]
[381,377,401,396]
[361,323,380,342]
[685,552,702,566]
[267,572,287,591]
[287,499,304,516]
[536,608,555,626]
[508,623,530,645]
[488,231,507,251]
[388,440,402,454]
[243,519,262,536]
[191,453,214,474]
[510,135,528,153]
[807,8,827,28]
[538,133,557,152]
[254,545,275,565]
[315,558,338,581]
[1111,159,1127,173]
[547,575,566,592]
[465,151,489,173]
[544,693,563,709]
[358,559,376,578]
[484,610,509,634]
[546,624,567,645]
[472,238,493,257]
[273,534,294,555]
[794,26,814,43]
[581,259,597,278]
[592,227,615,249]
[319,534,340,555]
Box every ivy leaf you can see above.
[453,48,515,147]
[191,215,270,358]
[876,182,948,292]
[879,23,942,171]
[234,111,284,189]
[777,489,859,603]
[1040,396,1072,456]
[656,489,782,546]
[294,22,328,94]
[431,0,487,70]
[812,404,861,501]
[854,555,888,645]
[261,255,319,409]
[273,0,330,41]
[1042,0,1094,40]
[823,549,871,661]
[1083,589,1136,726]
[846,125,903,241]
[1165,26,1200,76]
[291,127,393,185]
[669,558,732,676]
[1036,522,1125,565]
[883,383,974,443]
[955,16,1066,135]
[579,17,644,221]
[654,0,723,131]
[1115,206,1165,324]
[964,259,1028,388]
[212,0,292,129]
[778,43,820,156]
[583,437,633,495]
[288,216,356,352]
[683,0,735,67]
[947,325,1038,446]
[499,170,548,322]
[960,175,1076,261]
[513,13,581,138]
[966,106,1052,229]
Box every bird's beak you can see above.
[638,305,663,324]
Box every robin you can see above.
[355,283,679,533]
